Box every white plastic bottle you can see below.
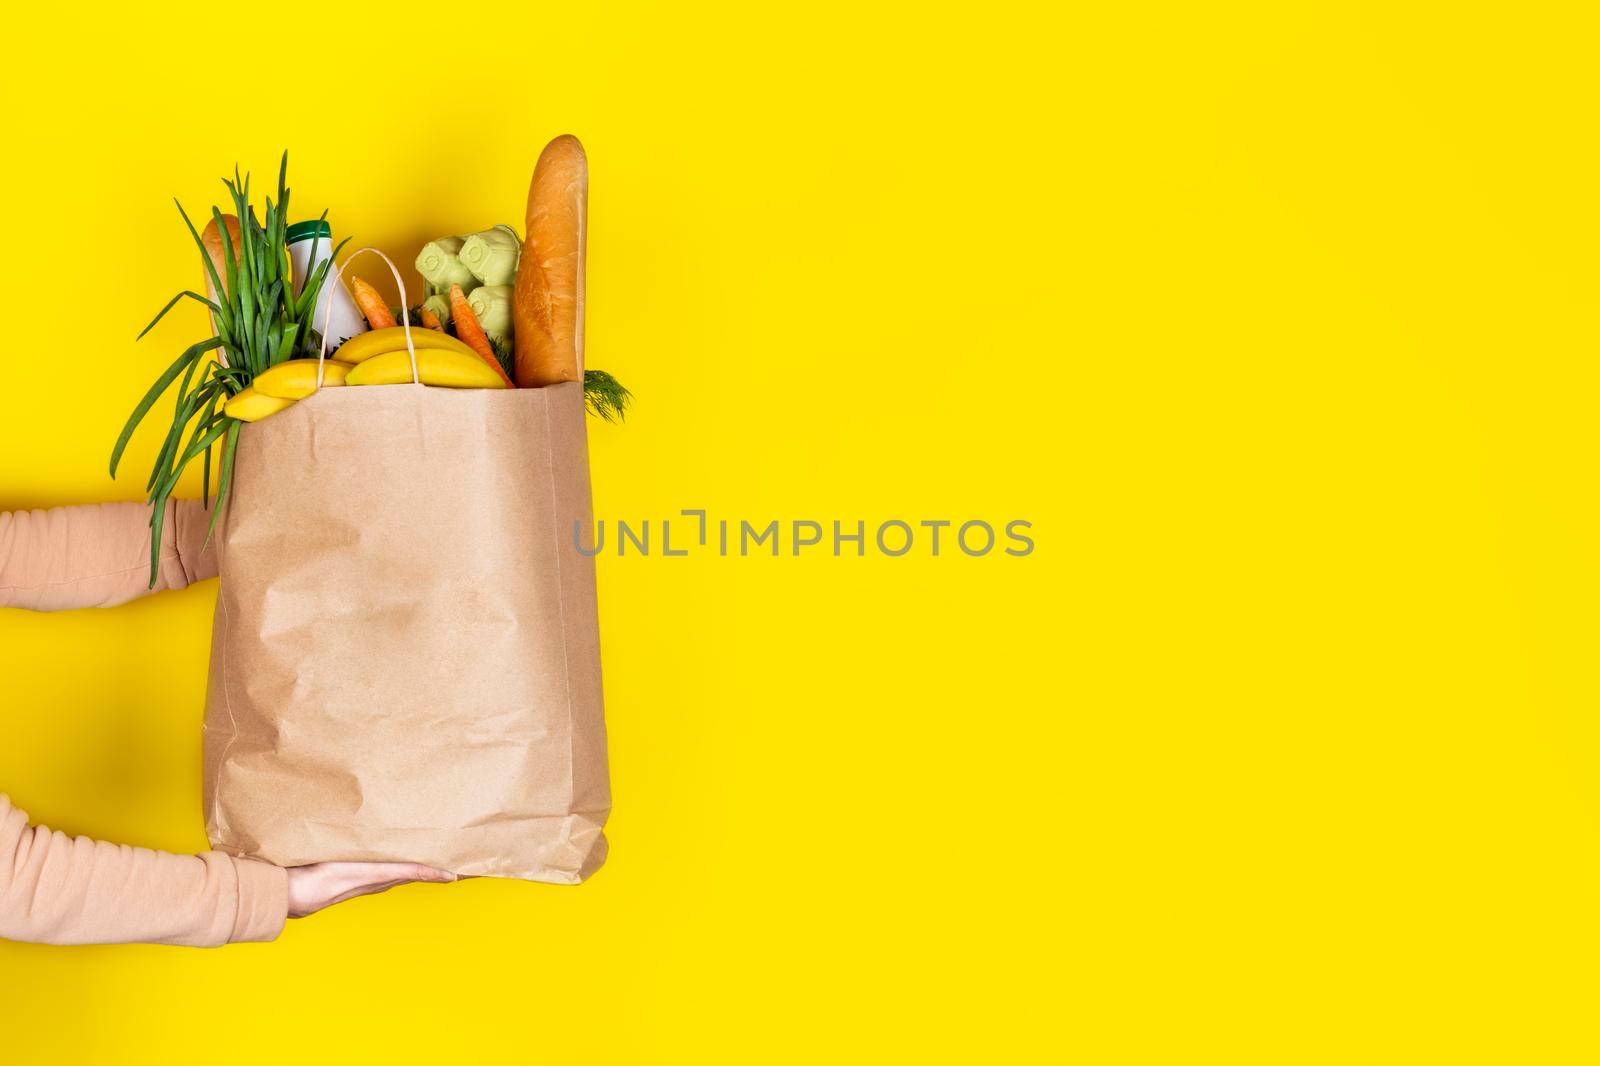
[286,220,369,349]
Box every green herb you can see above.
[110,153,345,585]
[584,369,632,423]
[488,337,516,379]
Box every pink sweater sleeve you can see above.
[0,499,218,611]
[0,503,279,945]
[0,794,286,946]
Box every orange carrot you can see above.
[350,277,398,329]
[419,307,444,331]
[449,284,515,388]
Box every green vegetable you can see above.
[466,284,513,343]
[111,153,344,585]
[415,236,477,293]
[488,337,515,379]
[458,224,520,285]
[584,369,631,423]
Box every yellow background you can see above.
[0,1,1595,1061]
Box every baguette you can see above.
[513,135,587,387]
[201,215,242,355]
[201,215,242,302]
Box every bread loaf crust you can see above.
[513,135,588,387]
[201,215,242,302]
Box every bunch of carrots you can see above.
[348,277,515,389]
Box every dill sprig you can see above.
[583,369,632,423]
[488,336,516,379]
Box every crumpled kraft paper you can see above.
[202,380,609,882]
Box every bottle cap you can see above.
[286,219,332,244]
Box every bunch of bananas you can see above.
[223,327,510,422]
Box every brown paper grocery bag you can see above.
[201,379,610,882]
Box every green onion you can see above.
[112,153,342,586]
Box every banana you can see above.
[253,358,354,400]
[224,387,296,422]
[331,325,478,365]
[346,348,511,389]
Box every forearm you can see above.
[0,499,218,611]
[0,794,284,947]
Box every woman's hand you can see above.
[285,861,457,918]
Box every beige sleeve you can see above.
[0,499,219,611]
[0,793,286,947]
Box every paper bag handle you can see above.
[315,247,420,388]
